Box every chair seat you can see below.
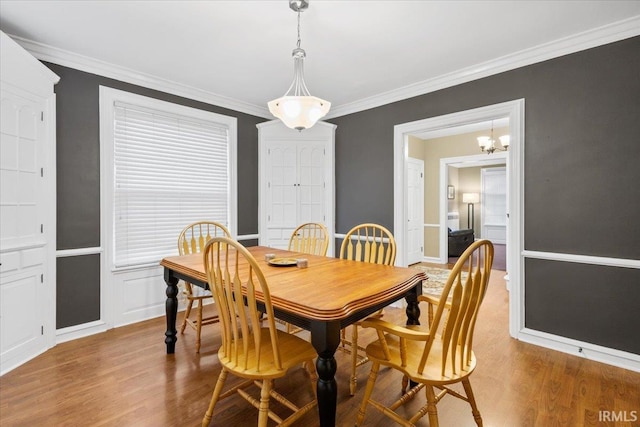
[219,329,317,380]
[365,332,477,385]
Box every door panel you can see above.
[267,144,297,227]
[298,144,325,223]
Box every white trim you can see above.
[523,250,640,269]
[327,16,640,118]
[56,320,109,344]
[9,34,271,119]
[237,234,260,241]
[423,223,439,228]
[44,92,57,352]
[518,328,640,373]
[393,99,525,340]
[421,256,441,264]
[56,247,103,257]
[9,17,639,121]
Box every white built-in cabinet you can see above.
[257,120,335,254]
[0,31,59,375]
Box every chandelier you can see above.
[477,121,509,154]
[268,0,330,131]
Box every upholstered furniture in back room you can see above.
[448,228,474,257]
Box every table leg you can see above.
[405,287,421,389]
[164,269,179,354]
[405,287,421,326]
[310,321,341,427]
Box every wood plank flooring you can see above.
[1,270,639,426]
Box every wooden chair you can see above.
[177,221,230,353]
[288,222,329,256]
[338,223,396,396]
[201,237,318,427]
[355,239,494,427]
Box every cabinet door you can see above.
[264,142,327,249]
[265,143,298,248]
[298,143,325,223]
[0,89,44,249]
[0,86,48,373]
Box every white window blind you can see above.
[113,101,230,268]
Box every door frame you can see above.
[406,157,424,265]
[393,99,524,339]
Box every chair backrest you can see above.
[203,237,283,372]
[421,239,494,377]
[339,223,396,266]
[178,221,231,255]
[288,222,329,256]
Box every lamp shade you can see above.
[499,135,510,148]
[462,193,480,204]
[477,136,491,149]
[268,95,330,131]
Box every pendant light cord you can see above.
[297,9,302,48]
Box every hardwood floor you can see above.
[1,271,639,426]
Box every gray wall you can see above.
[328,36,640,354]
[47,62,263,327]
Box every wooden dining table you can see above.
[160,245,426,427]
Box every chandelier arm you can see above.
[296,61,311,96]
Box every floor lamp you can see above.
[462,193,480,231]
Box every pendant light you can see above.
[268,0,330,131]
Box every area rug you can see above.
[410,265,467,298]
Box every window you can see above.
[100,87,237,269]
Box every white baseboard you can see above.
[518,328,640,373]
[56,320,109,344]
[421,256,443,264]
[1,346,49,377]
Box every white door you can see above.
[298,144,325,224]
[481,167,507,244]
[264,141,326,249]
[265,143,298,248]
[407,158,424,265]
[0,86,48,374]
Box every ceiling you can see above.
[1,1,639,119]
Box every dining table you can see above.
[160,245,426,427]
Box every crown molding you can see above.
[9,34,272,119]
[8,15,639,121]
[326,15,640,119]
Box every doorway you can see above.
[441,154,507,261]
[393,99,524,339]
